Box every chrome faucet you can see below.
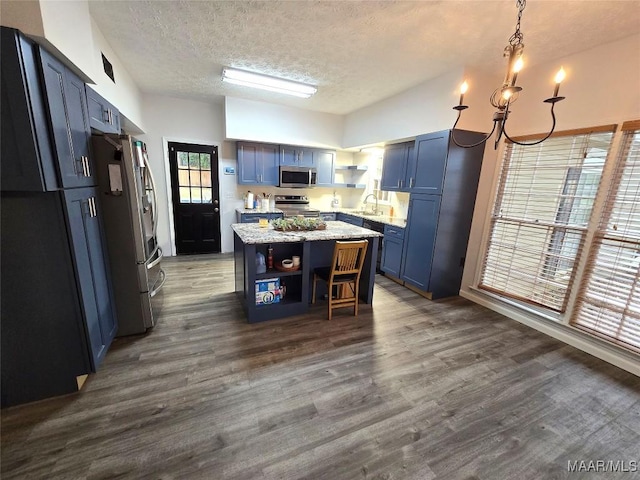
[363,193,378,215]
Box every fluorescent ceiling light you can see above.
[222,68,317,98]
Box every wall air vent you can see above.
[102,53,115,83]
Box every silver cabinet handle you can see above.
[109,109,113,124]
[397,179,400,188]
[78,157,86,176]
[84,157,91,177]
[103,109,110,123]
[410,177,414,188]
[87,197,97,217]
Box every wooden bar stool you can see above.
[312,240,369,320]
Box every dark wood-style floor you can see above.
[2,254,639,479]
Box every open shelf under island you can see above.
[232,221,382,323]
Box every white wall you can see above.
[139,94,240,255]
[0,0,44,37]
[342,68,497,148]
[89,17,144,131]
[459,33,640,375]
[225,97,344,148]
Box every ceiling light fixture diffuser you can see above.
[222,68,317,98]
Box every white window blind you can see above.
[479,127,615,311]
[572,123,640,351]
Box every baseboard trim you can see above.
[459,289,640,377]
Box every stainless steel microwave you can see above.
[279,166,317,188]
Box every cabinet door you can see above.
[86,87,120,134]
[337,213,364,227]
[39,48,94,188]
[320,213,336,221]
[381,236,403,277]
[260,144,279,185]
[313,150,335,186]
[64,188,117,370]
[411,131,449,194]
[400,194,440,291]
[381,142,409,191]
[237,143,261,184]
[299,148,314,167]
[280,146,299,166]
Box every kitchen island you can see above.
[232,221,382,323]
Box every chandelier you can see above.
[452,0,566,149]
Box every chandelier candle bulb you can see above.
[511,57,523,86]
[459,81,468,105]
[553,67,566,97]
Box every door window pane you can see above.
[190,170,201,187]
[178,169,190,187]
[202,188,212,203]
[200,153,211,170]
[178,152,189,168]
[191,188,202,203]
[200,170,212,187]
[179,187,191,203]
[189,152,200,168]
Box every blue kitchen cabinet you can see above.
[380,225,405,277]
[280,145,302,166]
[237,212,284,223]
[1,27,94,192]
[337,212,364,227]
[86,86,121,134]
[400,195,440,291]
[409,130,451,194]
[39,47,95,189]
[63,188,118,369]
[237,142,279,185]
[319,212,337,221]
[312,149,335,186]
[381,141,413,191]
[1,27,118,406]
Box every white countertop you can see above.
[319,209,407,228]
[232,221,383,245]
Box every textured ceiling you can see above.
[89,0,640,115]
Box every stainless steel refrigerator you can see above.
[91,134,165,336]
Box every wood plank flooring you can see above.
[2,253,639,479]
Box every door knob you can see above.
[214,199,219,205]
[214,207,219,212]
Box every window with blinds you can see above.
[479,127,615,311]
[572,122,640,351]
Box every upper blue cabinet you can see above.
[86,86,121,134]
[237,142,335,187]
[381,129,485,195]
[237,142,279,185]
[1,27,96,192]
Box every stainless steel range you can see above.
[275,195,320,218]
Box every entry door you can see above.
[168,142,221,254]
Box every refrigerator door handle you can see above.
[141,151,159,240]
[146,246,163,270]
[150,269,166,297]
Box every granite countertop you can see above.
[236,208,284,214]
[319,209,407,228]
[232,221,383,245]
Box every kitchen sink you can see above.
[355,210,380,216]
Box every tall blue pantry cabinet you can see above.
[1,28,117,407]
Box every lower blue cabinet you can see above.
[381,224,405,277]
[337,213,364,227]
[238,212,283,223]
[400,195,440,291]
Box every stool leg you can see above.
[327,281,333,320]
[353,281,359,316]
